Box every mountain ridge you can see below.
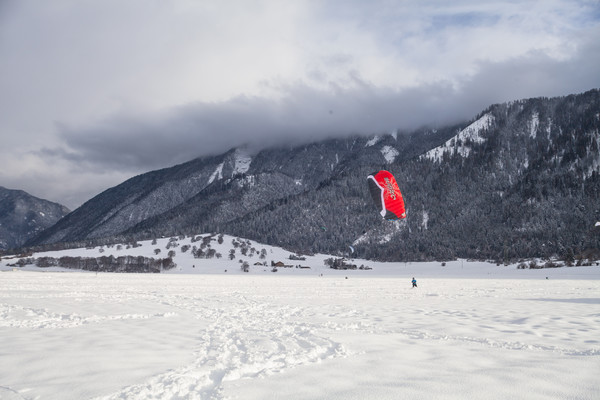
[25,89,600,262]
[0,186,70,250]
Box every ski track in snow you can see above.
[95,293,348,400]
[0,303,177,330]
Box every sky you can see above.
[1,0,599,209]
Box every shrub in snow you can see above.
[193,248,202,258]
[33,255,176,272]
[15,258,35,266]
[35,257,58,268]
[544,260,560,268]
[241,261,249,272]
[325,257,357,270]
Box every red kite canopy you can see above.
[367,170,406,220]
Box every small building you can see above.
[271,261,293,268]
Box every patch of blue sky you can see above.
[428,11,501,31]
[581,4,600,25]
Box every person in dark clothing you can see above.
[412,277,417,288]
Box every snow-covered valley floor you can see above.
[1,268,599,400]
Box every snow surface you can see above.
[233,149,252,175]
[380,145,399,164]
[208,163,224,184]
[529,112,539,139]
[365,136,381,147]
[1,235,599,400]
[423,113,494,163]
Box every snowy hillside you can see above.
[4,233,334,275]
[3,233,599,278]
[422,113,494,163]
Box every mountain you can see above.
[27,90,600,262]
[27,128,452,247]
[0,186,70,250]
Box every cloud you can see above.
[42,82,451,173]
[1,0,599,208]
[46,22,600,175]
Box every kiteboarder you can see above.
[412,277,417,288]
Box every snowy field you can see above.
[1,236,599,399]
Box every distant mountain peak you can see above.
[0,186,70,250]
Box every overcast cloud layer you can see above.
[1,0,599,209]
